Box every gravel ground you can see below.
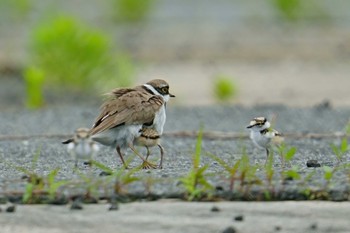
[0,104,350,201]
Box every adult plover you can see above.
[246,117,282,164]
[64,128,99,169]
[134,127,164,169]
[64,79,174,169]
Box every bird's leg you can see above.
[264,148,270,166]
[73,159,78,173]
[145,147,151,161]
[129,144,157,169]
[158,144,164,169]
[116,146,128,169]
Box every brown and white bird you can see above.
[134,128,164,169]
[246,117,283,164]
[64,79,174,169]
[65,128,99,169]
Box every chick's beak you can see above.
[169,93,175,97]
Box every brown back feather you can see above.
[89,88,164,135]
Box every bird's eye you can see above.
[161,87,168,94]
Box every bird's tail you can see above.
[62,138,73,144]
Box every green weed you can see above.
[213,75,237,102]
[91,159,140,195]
[330,137,348,163]
[12,148,67,203]
[277,143,297,168]
[29,15,134,92]
[270,0,330,22]
[111,0,156,22]
[345,119,350,135]
[180,128,213,201]
[46,168,68,201]
[24,66,45,109]
[208,153,240,192]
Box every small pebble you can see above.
[211,206,220,212]
[99,171,112,176]
[222,226,237,233]
[310,223,317,230]
[275,226,282,231]
[83,161,92,166]
[306,160,321,168]
[108,203,119,211]
[70,201,83,210]
[234,215,244,221]
[6,205,16,213]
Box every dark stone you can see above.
[21,175,29,180]
[314,99,332,110]
[7,195,22,204]
[6,205,16,213]
[222,226,237,233]
[108,203,119,211]
[306,160,321,168]
[211,206,220,212]
[99,171,112,176]
[83,161,92,166]
[310,223,317,230]
[234,215,244,221]
[275,226,282,231]
[215,186,224,191]
[48,196,69,205]
[70,201,83,210]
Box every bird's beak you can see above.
[169,93,175,97]
[246,125,253,129]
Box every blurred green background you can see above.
[0,0,349,108]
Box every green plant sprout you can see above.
[208,153,240,192]
[180,127,213,201]
[277,143,297,168]
[2,148,69,203]
[330,137,348,163]
[24,66,45,109]
[282,166,301,181]
[323,166,334,191]
[46,168,69,201]
[30,15,134,92]
[111,0,156,22]
[345,119,350,136]
[270,0,330,22]
[91,159,140,196]
[264,152,275,199]
[213,75,237,102]
[271,0,301,21]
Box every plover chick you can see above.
[246,117,282,164]
[63,128,99,169]
[134,128,164,169]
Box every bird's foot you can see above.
[141,160,158,169]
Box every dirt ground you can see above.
[136,60,350,107]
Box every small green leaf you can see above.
[285,147,297,161]
[23,183,34,203]
[341,138,348,153]
[323,166,333,181]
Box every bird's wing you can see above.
[89,89,164,135]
